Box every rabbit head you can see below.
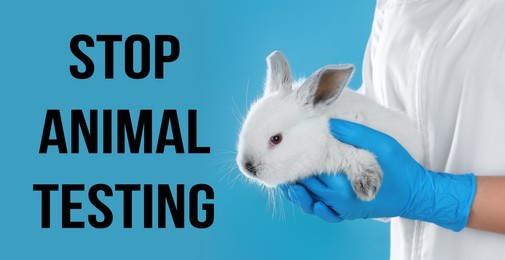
[236,51,354,187]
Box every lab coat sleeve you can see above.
[358,6,384,98]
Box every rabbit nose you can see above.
[244,161,257,176]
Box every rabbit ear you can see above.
[264,51,292,95]
[297,65,354,108]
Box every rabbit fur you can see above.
[236,51,423,201]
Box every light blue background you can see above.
[0,1,388,259]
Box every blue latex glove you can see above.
[281,119,477,232]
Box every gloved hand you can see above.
[280,119,477,232]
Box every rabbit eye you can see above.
[269,134,282,146]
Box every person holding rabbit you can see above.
[281,0,505,259]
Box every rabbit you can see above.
[236,51,424,201]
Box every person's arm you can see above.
[467,176,505,233]
[282,119,505,234]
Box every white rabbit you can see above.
[236,51,424,201]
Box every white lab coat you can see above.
[361,0,505,259]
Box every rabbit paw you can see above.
[348,156,383,201]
